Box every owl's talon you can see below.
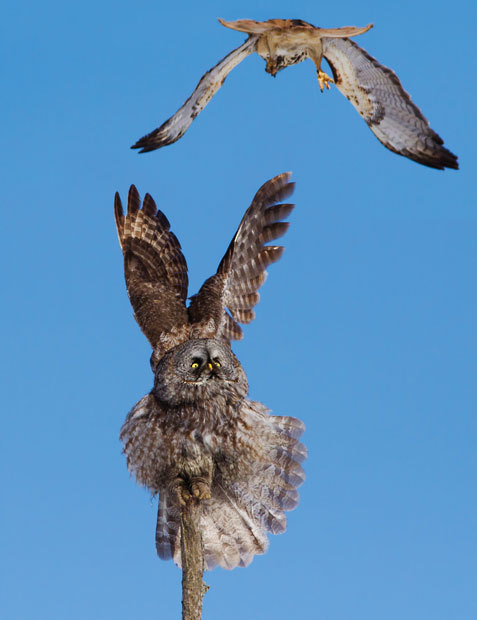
[169,476,211,505]
[190,478,211,502]
[170,477,192,506]
[317,70,333,92]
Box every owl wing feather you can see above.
[131,35,258,152]
[114,186,190,350]
[322,37,458,170]
[188,172,295,341]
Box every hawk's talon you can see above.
[317,70,334,92]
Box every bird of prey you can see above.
[131,18,458,170]
[115,173,306,569]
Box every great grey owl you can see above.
[115,172,306,570]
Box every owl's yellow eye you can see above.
[213,360,221,368]
[191,362,200,369]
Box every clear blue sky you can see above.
[2,1,475,618]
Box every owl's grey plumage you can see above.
[115,173,306,569]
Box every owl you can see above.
[115,173,306,570]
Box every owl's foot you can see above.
[170,476,211,505]
[170,478,192,506]
[190,477,211,501]
[317,70,333,92]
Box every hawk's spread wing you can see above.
[131,36,258,153]
[115,186,190,350]
[188,173,295,341]
[322,37,458,170]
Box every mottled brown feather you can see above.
[188,172,295,340]
[114,186,190,350]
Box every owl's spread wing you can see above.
[131,36,258,153]
[115,186,190,349]
[322,37,458,170]
[188,172,295,341]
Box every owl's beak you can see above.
[207,362,213,371]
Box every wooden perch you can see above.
[180,501,208,620]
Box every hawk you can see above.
[115,173,306,569]
[132,18,458,170]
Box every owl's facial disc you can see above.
[169,339,235,385]
[153,339,248,404]
[184,351,223,383]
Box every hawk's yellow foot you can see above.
[317,70,334,92]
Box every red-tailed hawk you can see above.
[132,18,458,170]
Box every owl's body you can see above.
[115,174,306,569]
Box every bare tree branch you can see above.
[180,501,208,620]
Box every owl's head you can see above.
[153,338,248,405]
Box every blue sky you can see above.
[2,1,475,618]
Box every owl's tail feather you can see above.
[200,487,270,569]
[199,407,305,569]
[155,492,181,561]
[155,486,269,570]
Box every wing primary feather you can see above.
[114,192,124,241]
[322,37,458,170]
[114,186,190,352]
[127,184,140,213]
[131,36,258,152]
[188,172,295,340]
[142,193,158,217]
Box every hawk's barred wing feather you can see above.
[188,172,295,341]
[115,186,190,349]
[131,17,457,169]
[322,37,458,170]
[131,36,258,153]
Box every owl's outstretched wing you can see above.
[322,37,458,170]
[188,172,295,341]
[115,185,190,349]
[131,36,258,153]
